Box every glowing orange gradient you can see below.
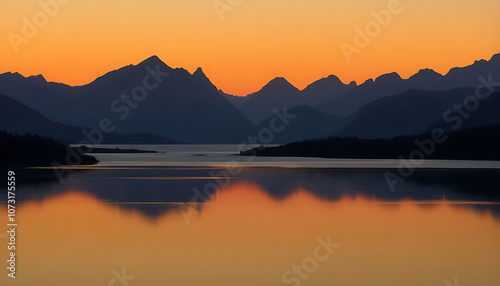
[0,183,499,285]
[0,0,499,95]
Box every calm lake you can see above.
[1,145,499,285]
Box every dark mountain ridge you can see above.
[0,56,254,143]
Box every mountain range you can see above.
[225,54,500,120]
[0,56,253,143]
[0,93,176,144]
[0,53,499,144]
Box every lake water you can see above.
[1,145,500,285]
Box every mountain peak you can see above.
[0,72,24,80]
[246,77,300,98]
[325,74,342,82]
[191,67,217,90]
[89,55,172,86]
[490,53,500,63]
[27,74,47,83]
[375,72,402,83]
[143,55,161,63]
[411,68,443,79]
[262,77,298,91]
[320,75,344,86]
[268,76,289,84]
[137,55,171,70]
[193,67,206,77]
[303,74,348,92]
[362,78,374,85]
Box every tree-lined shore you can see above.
[0,130,98,167]
[241,125,500,161]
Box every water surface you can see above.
[1,145,499,285]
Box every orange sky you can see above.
[1,0,499,96]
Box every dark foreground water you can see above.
[1,145,499,285]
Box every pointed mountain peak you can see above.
[268,76,290,84]
[141,55,162,64]
[193,67,206,78]
[191,67,217,89]
[411,68,443,79]
[250,77,299,97]
[375,72,402,83]
[263,77,298,90]
[137,55,172,70]
[348,80,357,87]
[90,56,173,86]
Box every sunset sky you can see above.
[1,0,499,96]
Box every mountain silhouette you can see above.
[253,105,345,143]
[444,54,500,87]
[428,91,500,133]
[316,54,500,116]
[0,56,254,143]
[333,88,500,139]
[234,75,356,124]
[239,77,301,124]
[0,93,177,143]
[300,75,357,106]
[1,53,499,143]
[221,90,247,108]
[406,68,444,90]
[229,54,500,125]
[315,72,407,116]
